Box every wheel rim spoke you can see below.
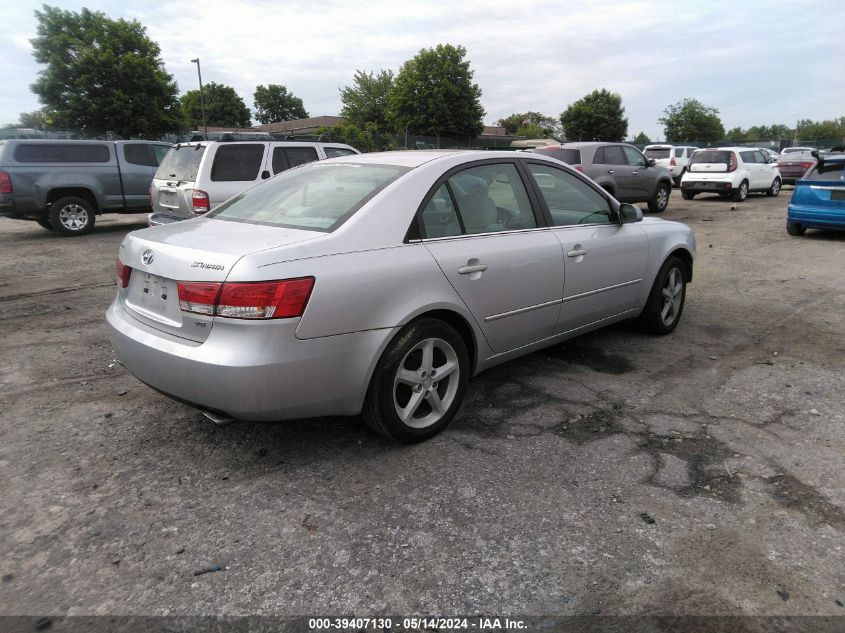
[399,390,425,422]
[392,336,460,429]
[420,339,434,372]
[428,390,445,416]
[396,368,422,386]
[435,359,458,379]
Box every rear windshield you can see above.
[690,150,731,165]
[14,143,110,163]
[804,163,844,181]
[325,147,357,158]
[532,148,581,165]
[208,162,410,232]
[644,148,671,159]
[155,145,205,182]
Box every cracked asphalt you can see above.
[0,190,843,619]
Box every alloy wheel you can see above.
[392,337,460,429]
[660,267,684,327]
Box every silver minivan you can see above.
[148,140,359,225]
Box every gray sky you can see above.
[2,0,844,139]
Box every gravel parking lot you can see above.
[1,191,843,620]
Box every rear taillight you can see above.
[0,171,11,195]
[799,162,814,170]
[191,189,210,215]
[575,166,584,173]
[727,153,738,173]
[670,157,676,167]
[115,258,132,288]
[177,277,314,319]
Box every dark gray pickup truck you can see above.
[0,139,172,236]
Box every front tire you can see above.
[648,182,671,213]
[766,178,782,197]
[637,256,687,335]
[731,180,749,202]
[363,318,469,442]
[49,196,95,236]
[786,221,806,236]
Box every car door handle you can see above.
[457,264,488,274]
[607,169,614,175]
[567,249,588,257]
[631,171,639,175]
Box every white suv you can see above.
[149,140,359,225]
[644,144,699,185]
[680,147,782,202]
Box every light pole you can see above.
[190,58,207,135]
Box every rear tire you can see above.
[766,178,782,197]
[49,196,95,236]
[637,256,687,335]
[786,221,806,236]
[681,190,696,200]
[731,180,749,202]
[362,318,469,442]
[648,182,671,213]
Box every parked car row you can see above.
[0,138,359,236]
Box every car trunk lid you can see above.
[117,218,324,342]
[151,143,206,220]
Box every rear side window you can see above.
[645,148,671,159]
[272,146,319,174]
[14,143,110,163]
[155,145,205,181]
[211,144,265,182]
[123,144,157,167]
[440,163,537,236]
[526,163,613,226]
[532,148,581,164]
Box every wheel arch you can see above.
[667,247,694,283]
[46,188,100,213]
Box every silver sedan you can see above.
[106,150,695,441]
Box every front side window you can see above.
[444,163,537,235]
[622,146,646,167]
[272,147,319,174]
[210,144,265,181]
[527,163,613,226]
[209,162,408,232]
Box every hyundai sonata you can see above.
[107,151,695,441]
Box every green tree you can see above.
[340,69,394,129]
[17,110,49,129]
[560,89,628,142]
[30,5,181,137]
[795,118,845,142]
[659,98,724,143]
[725,126,747,141]
[498,112,561,138]
[181,82,251,129]
[632,131,650,144]
[388,44,485,142]
[252,84,308,124]
[316,122,396,153]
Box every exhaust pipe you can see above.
[200,409,237,427]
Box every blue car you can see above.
[787,150,845,236]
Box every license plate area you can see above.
[126,272,182,326]
[160,189,178,208]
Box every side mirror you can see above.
[620,203,643,223]
[647,158,656,167]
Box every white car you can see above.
[148,140,359,226]
[643,144,699,185]
[680,147,782,202]
[781,146,815,156]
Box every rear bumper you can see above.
[106,297,397,421]
[680,180,734,192]
[787,204,845,231]
[0,196,44,220]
